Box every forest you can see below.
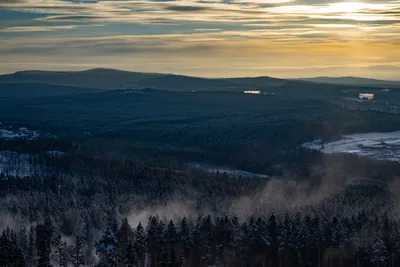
[1,77,400,266]
[2,212,400,267]
[0,136,400,267]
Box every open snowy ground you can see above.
[0,123,39,140]
[187,162,269,179]
[302,130,400,162]
[0,151,34,177]
[0,150,65,178]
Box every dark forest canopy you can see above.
[1,77,400,266]
[0,137,400,266]
[2,212,400,267]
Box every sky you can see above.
[0,0,399,79]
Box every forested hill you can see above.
[300,76,400,87]
[0,82,104,99]
[2,69,398,93]
[0,68,286,91]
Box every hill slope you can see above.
[0,82,104,99]
[300,76,400,87]
[2,68,397,92]
[0,68,164,90]
[0,68,286,91]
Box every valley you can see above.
[1,69,400,267]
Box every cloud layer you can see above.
[0,0,399,78]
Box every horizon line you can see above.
[1,67,399,82]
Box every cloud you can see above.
[0,0,399,78]
[0,24,103,32]
[165,5,208,11]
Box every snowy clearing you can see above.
[302,130,400,162]
[0,125,39,140]
[0,150,65,177]
[0,151,34,177]
[188,162,269,178]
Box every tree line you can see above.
[1,212,400,267]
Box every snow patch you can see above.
[188,162,269,179]
[302,130,400,162]
[46,150,66,157]
[0,125,39,140]
[0,151,34,177]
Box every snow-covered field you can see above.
[302,130,400,162]
[0,123,39,140]
[0,123,65,177]
[0,151,34,177]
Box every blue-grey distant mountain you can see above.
[2,69,398,97]
[300,76,400,87]
[0,68,287,91]
[0,68,162,90]
[0,82,104,99]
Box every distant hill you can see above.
[0,82,104,99]
[300,76,400,88]
[0,68,286,91]
[2,69,397,94]
[0,68,163,90]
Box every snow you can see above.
[188,162,269,179]
[0,151,34,177]
[120,90,145,95]
[46,150,66,157]
[0,150,63,178]
[302,130,400,162]
[0,126,39,140]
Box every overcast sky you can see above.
[0,0,399,79]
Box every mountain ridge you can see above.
[299,76,400,87]
[0,68,286,91]
[1,68,398,92]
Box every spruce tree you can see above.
[0,231,26,267]
[36,217,54,267]
[96,228,118,267]
[72,235,85,267]
[135,222,146,267]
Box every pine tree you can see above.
[124,240,138,267]
[147,216,162,267]
[27,226,36,267]
[179,217,192,263]
[165,220,178,266]
[51,233,66,267]
[117,217,134,265]
[0,231,26,267]
[268,213,278,267]
[96,228,118,267]
[36,217,54,267]
[72,235,85,267]
[84,218,96,265]
[135,222,146,267]
[370,238,388,267]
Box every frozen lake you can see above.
[302,130,400,162]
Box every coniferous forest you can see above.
[1,78,400,266]
[1,137,400,267]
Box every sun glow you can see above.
[273,2,391,14]
[328,2,372,13]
